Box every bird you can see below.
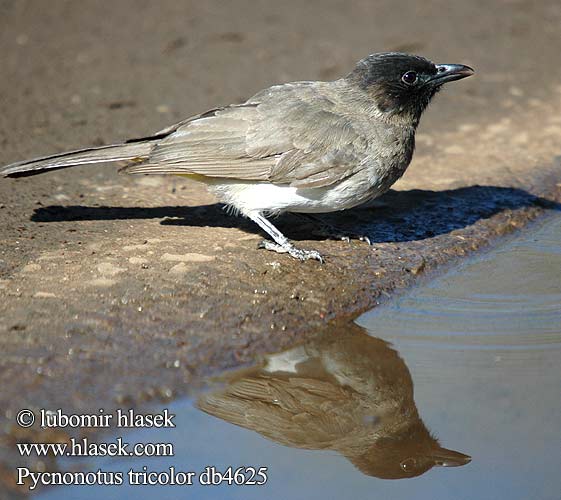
[0,52,474,262]
[197,322,471,479]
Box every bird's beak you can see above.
[431,64,475,84]
[430,447,472,467]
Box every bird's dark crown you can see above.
[347,52,443,123]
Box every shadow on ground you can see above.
[31,186,558,244]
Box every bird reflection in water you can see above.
[197,323,471,479]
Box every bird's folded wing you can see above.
[124,83,367,188]
[197,375,357,448]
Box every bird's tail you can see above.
[0,141,153,178]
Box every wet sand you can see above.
[33,213,561,500]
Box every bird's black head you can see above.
[349,421,472,479]
[347,52,474,125]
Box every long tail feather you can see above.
[1,142,153,178]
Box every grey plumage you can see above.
[1,53,474,262]
[197,324,472,479]
[1,141,153,178]
[123,82,370,189]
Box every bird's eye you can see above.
[401,71,418,85]
[400,458,417,472]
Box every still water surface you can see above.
[40,214,561,500]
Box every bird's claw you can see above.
[296,214,371,246]
[338,234,371,245]
[314,227,371,245]
[258,240,324,263]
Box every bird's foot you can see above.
[297,214,372,246]
[258,240,324,263]
[312,224,372,245]
[337,232,372,245]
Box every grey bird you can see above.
[0,52,474,262]
[198,323,471,479]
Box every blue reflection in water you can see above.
[38,215,561,500]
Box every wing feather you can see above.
[125,82,367,188]
[197,375,358,449]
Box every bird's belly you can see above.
[211,177,378,215]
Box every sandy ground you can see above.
[1,0,561,495]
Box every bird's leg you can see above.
[247,212,324,263]
[297,213,372,245]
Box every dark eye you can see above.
[400,458,417,472]
[401,71,418,85]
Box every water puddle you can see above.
[37,214,561,499]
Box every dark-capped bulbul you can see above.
[0,53,474,262]
[198,323,471,479]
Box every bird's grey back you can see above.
[125,79,416,190]
[2,76,417,195]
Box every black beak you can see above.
[431,64,475,85]
[430,447,472,467]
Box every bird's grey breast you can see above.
[328,86,416,205]
[260,80,415,189]
[302,80,415,192]
[363,121,415,194]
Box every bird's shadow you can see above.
[31,186,559,244]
